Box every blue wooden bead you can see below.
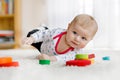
[102,56,110,60]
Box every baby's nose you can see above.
[75,36,81,42]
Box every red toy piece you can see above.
[66,59,91,66]
[0,61,19,67]
[88,54,95,59]
[0,57,19,67]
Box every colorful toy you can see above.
[66,53,95,67]
[0,57,19,67]
[0,57,12,64]
[102,56,110,60]
[0,61,19,67]
[75,54,95,60]
[39,60,50,65]
[66,59,91,66]
[90,58,95,64]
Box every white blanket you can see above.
[0,49,120,80]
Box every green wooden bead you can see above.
[75,54,88,59]
[39,60,50,65]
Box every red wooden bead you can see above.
[66,59,91,66]
[0,61,19,67]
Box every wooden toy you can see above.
[0,57,12,64]
[102,56,110,60]
[66,53,95,67]
[90,59,94,64]
[39,60,50,65]
[66,59,91,66]
[75,54,95,60]
[0,57,19,67]
[0,61,19,67]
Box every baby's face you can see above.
[66,22,95,49]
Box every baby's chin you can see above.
[74,47,82,49]
[70,45,81,49]
[67,42,82,49]
[73,45,84,49]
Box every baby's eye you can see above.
[82,37,87,40]
[73,31,77,35]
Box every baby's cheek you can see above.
[79,43,86,48]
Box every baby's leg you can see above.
[27,26,48,52]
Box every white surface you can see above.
[0,49,120,80]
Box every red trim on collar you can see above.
[53,32,67,39]
[53,31,74,54]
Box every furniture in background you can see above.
[0,0,21,49]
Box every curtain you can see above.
[46,0,120,50]
[93,0,120,50]
[46,0,93,29]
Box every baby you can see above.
[22,14,98,62]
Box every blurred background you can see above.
[0,0,120,50]
[21,0,120,50]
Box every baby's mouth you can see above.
[71,41,80,45]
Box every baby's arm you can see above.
[37,51,77,62]
[37,54,57,62]
[55,52,77,61]
[37,52,76,62]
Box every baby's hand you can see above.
[22,37,35,45]
[37,54,50,60]
[37,54,57,62]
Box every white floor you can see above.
[0,49,120,80]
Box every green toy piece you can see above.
[76,54,88,59]
[75,54,95,60]
[39,60,50,65]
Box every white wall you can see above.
[93,0,120,49]
[20,0,120,49]
[21,0,47,38]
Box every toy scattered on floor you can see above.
[75,54,95,60]
[0,57,19,67]
[66,53,95,67]
[39,60,50,65]
[66,59,91,66]
[102,56,110,61]
[90,58,94,64]
[0,62,19,67]
[0,57,12,64]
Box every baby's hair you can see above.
[71,14,96,26]
[71,14,98,36]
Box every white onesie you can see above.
[31,27,82,61]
